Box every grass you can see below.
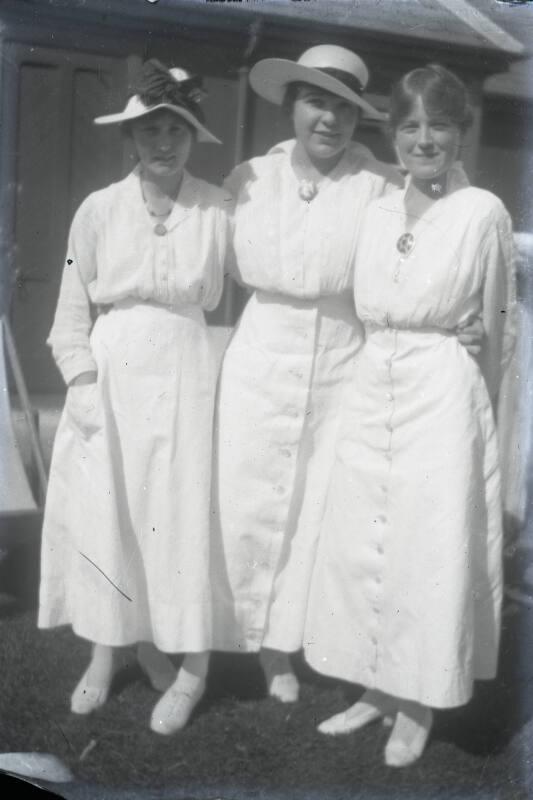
[0,540,531,799]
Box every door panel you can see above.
[7,44,127,393]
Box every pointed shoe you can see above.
[70,670,110,715]
[384,707,433,768]
[149,681,205,735]
[318,691,396,736]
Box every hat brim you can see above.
[249,59,385,121]
[94,101,222,144]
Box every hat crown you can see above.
[297,45,369,90]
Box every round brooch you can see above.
[298,180,318,202]
[396,232,415,257]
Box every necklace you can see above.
[140,172,180,221]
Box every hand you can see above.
[69,371,97,387]
[66,377,101,438]
[457,317,484,356]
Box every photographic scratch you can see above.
[79,739,97,762]
[78,552,132,601]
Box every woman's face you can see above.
[394,95,461,181]
[131,110,193,180]
[292,85,359,167]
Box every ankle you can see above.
[181,652,209,681]
[259,648,293,672]
[85,644,115,687]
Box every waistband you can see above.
[364,320,456,337]
[98,298,203,318]
[254,289,356,319]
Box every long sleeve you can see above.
[199,203,230,312]
[47,197,98,385]
[478,205,517,408]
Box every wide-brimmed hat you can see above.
[249,45,384,120]
[94,60,221,144]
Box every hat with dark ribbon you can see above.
[249,45,385,120]
[94,59,221,144]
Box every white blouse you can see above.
[48,167,228,384]
[226,139,401,299]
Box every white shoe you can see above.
[259,649,299,703]
[384,705,433,767]
[70,670,110,715]
[149,680,205,735]
[318,690,396,736]
[268,672,300,703]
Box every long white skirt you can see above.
[211,290,363,652]
[304,327,503,708]
[38,300,215,653]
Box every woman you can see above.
[38,60,227,734]
[304,64,516,766]
[212,45,410,701]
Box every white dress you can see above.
[304,184,516,708]
[211,139,400,652]
[38,167,227,653]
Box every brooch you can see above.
[396,232,415,257]
[298,180,318,202]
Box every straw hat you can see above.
[94,61,221,144]
[249,45,384,120]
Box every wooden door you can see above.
[3,43,128,393]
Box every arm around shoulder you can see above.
[478,202,517,407]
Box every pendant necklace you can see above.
[140,172,181,234]
[395,176,447,259]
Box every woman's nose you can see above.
[416,125,433,148]
[157,133,173,151]
[321,108,337,127]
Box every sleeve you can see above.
[200,202,230,312]
[222,164,247,286]
[47,195,99,385]
[477,203,517,408]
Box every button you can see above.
[280,448,292,458]
[386,393,393,401]
[154,223,167,236]
[377,514,387,524]
[377,545,384,555]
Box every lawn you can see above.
[0,536,532,800]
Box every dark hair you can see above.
[388,64,473,134]
[281,82,311,117]
[281,81,361,122]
